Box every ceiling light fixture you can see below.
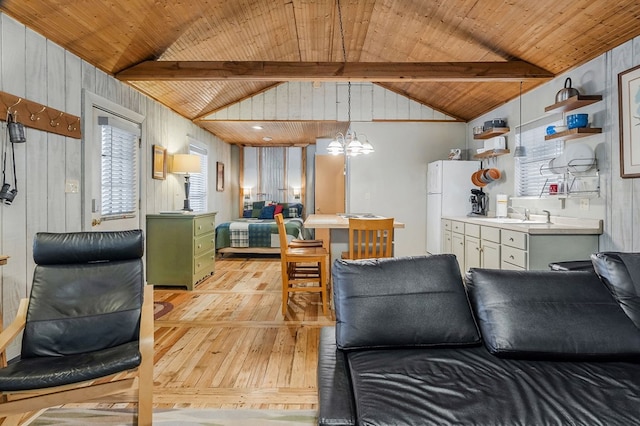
[327,0,374,157]
[252,125,263,130]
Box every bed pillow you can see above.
[274,204,284,216]
[258,205,276,219]
[279,203,291,218]
[332,255,480,350]
[251,201,265,218]
[591,252,640,328]
[467,268,640,360]
[242,209,252,218]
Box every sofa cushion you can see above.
[591,252,640,328]
[467,268,640,360]
[332,255,480,350]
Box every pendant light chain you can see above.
[337,0,351,123]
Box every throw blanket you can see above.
[229,222,250,247]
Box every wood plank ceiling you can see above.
[2,0,640,146]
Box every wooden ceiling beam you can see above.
[117,60,553,82]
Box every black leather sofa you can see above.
[318,253,640,426]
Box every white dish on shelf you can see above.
[548,158,565,175]
[564,143,594,172]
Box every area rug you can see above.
[154,301,173,320]
[29,407,317,425]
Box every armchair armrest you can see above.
[0,298,29,361]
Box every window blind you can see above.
[514,120,564,197]
[99,117,139,217]
[189,144,208,212]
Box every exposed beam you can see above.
[117,61,553,82]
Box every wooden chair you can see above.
[0,230,153,426]
[343,217,395,260]
[275,213,328,315]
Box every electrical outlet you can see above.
[65,179,79,193]
[580,198,589,211]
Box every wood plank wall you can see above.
[204,82,458,122]
[0,13,235,358]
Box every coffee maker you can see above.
[469,189,488,216]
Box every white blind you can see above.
[514,120,564,197]
[99,119,139,216]
[259,147,285,200]
[189,144,208,212]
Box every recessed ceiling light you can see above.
[252,125,263,130]
[262,136,272,142]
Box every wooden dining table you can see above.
[303,214,405,270]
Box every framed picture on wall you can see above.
[152,145,166,180]
[216,161,224,191]
[618,64,640,178]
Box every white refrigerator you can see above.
[426,160,479,254]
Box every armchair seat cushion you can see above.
[0,341,141,392]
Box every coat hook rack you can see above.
[0,91,81,139]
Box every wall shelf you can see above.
[544,95,603,114]
[473,127,510,140]
[473,149,510,159]
[544,127,602,141]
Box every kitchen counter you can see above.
[443,215,602,235]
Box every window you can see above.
[98,116,140,217]
[514,120,564,197]
[189,143,208,212]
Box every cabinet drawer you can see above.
[194,232,215,255]
[501,229,527,250]
[442,219,452,231]
[501,245,527,269]
[194,215,215,236]
[465,223,480,238]
[452,221,465,234]
[481,226,500,243]
[194,249,215,274]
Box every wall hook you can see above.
[67,117,79,132]
[49,111,63,127]
[8,98,22,115]
[28,106,46,121]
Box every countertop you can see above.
[305,214,405,229]
[443,215,603,235]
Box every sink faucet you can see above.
[507,206,530,221]
[542,210,552,224]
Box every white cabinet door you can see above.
[481,240,501,269]
[442,229,452,254]
[465,236,481,272]
[451,232,465,275]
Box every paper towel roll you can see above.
[496,194,508,218]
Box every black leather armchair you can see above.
[0,230,153,425]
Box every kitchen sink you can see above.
[476,218,549,225]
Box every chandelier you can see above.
[327,0,374,157]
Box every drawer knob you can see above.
[509,255,515,259]
[509,237,514,242]
[197,244,202,249]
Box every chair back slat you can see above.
[348,218,394,259]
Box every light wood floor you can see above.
[148,254,335,409]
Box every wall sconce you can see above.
[171,154,201,211]
[292,187,301,200]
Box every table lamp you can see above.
[171,154,201,211]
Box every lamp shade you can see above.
[171,154,201,174]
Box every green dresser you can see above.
[146,212,217,290]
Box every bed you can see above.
[216,202,311,255]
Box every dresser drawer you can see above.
[194,215,215,236]
[481,226,500,243]
[501,229,527,250]
[501,245,527,269]
[442,219,452,231]
[194,249,215,274]
[194,232,215,255]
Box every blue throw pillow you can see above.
[259,205,276,219]
[242,209,252,218]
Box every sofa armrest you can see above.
[317,327,356,426]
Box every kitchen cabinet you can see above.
[146,212,217,290]
[441,219,452,254]
[450,221,466,275]
[442,218,599,272]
